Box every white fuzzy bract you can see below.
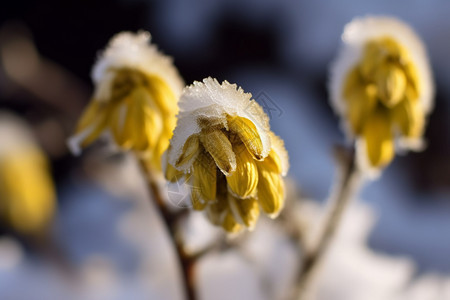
[92,31,184,102]
[168,77,289,174]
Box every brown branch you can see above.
[138,159,197,300]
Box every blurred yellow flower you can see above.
[330,16,434,173]
[166,78,289,232]
[68,31,184,170]
[0,113,56,235]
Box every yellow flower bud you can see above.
[362,108,394,167]
[175,135,200,168]
[200,129,236,176]
[226,143,258,198]
[193,152,217,201]
[190,185,207,211]
[165,161,184,183]
[375,63,407,108]
[227,115,264,160]
[392,99,424,138]
[330,17,434,173]
[256,164,284,217]
[69,32,184,172]
[0,149,56,235]
[263,149,283,174]
[0,113,57,238]
[343,68,377,134]
[222,211,242,233]
[167,78,289,232]
[228,195,260,230]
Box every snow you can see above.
[168,78,274,173]
[91,31,184,102]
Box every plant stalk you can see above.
[138,159,197,300]
[296,146,363,299]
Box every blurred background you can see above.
[0,0,450,299]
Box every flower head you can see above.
[166,78,289,232]
[68,31,184,170]
[330,16,434,173]
[0,113,56,235]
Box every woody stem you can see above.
[296,146,364,299]
[138,159,197,300]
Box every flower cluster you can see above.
[330,16,434,172]
[166,78,289,232]
[68,31,184,170]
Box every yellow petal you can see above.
[0,149,55,234]
[343,68,377,134]
[360,37,404,80]
[190,185,207,211]
[226,143,258,198]
[175,135,200,168]
[145,74,179,114]
[193,152,217,201]
[221,211,242,233]
[227,115,264,160]
[110,68,147,101]
[110,103,132,148]
[165,162,184,182]
[263,149,283,174]
[256,165,284,217]
[150,131,172,171]
[75,100,103,133]
[228,195,260,229]
[79,110,110,149]
[131,88,163,151]
[360,41,385,80]
[392,99,424,138]
[375,64,407,108]
[363,108,395,167]
[403,62,420,99]
[200,129,236,175]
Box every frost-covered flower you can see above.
[68,31,184,170]
[166,78,289,232]
[330,16,434,172]
[0,113,56,235]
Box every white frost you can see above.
[168,77,281,173]
[92,31,184,101]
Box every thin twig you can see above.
[295,146,364,300]
[138,159,197,300]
